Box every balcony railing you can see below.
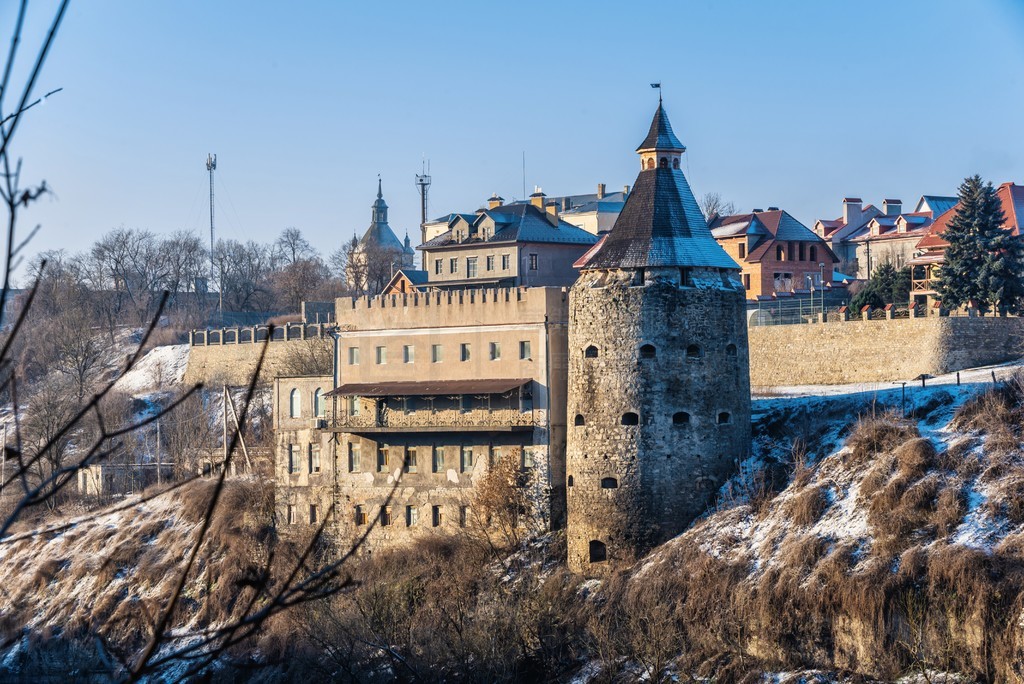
[330,406,539,433]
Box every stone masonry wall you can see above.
[748,316,1024,387]
[185,337,331,387]
[565,270,751,575]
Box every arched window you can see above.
[725,344,737,357]
[776,245,785,260]
[673,411,690,425]
[584,345,599,358]
[718,412,731,425]
[621,412,639,426]
[686,344,703,359]
[574,414,586,426]
[289,388,301,418]
[600,477,618,489]
[589,540,607,563]
[809,246,818,262]
[672,158,680,169]
[659,157,668,169]
[567,475,574,487]
[313,388,324,417]
[639,344,656,359]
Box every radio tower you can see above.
[415,159,431,247]
[206,153,218,312]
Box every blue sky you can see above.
[7,0,1024,267]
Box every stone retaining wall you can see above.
[749,316,1024,386]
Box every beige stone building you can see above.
[274,286,570,549]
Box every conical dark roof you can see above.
[583,105,738,271]
[635,103,685,152]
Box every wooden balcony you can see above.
[330,406,539,434]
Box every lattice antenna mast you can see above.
[414,158,431,246]
[206,153,217,284]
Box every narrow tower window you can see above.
[584,345,599,358]
[589,540,607,563]
[672,158,680,169]
[621,412,639,426]
[686,344,703,359]
[639,344,656,359]
[718,412,731,425]
[574,414,585,426]
[567,475,574,487]
[600,477,618,489]
[659,157,668,168]
[725,343,737,356]
[673,412,690,425]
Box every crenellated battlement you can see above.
[335,286,569,331]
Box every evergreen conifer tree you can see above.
[978,194,1024,315]
[936,175,1008,312]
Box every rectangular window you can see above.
[529,253,538,270]
[460,343,470,362]
[348,443,361,472]
[449,257,458,274]
[432,505,442,527]
[489,342,501,361]
[347,396,360,416]
[743,273,751,289]
[491,446,503,467]
[287,504,296,525]
[501,254,510,270]
[461,446,474,472]
[486,255,495,271]
[738,243,746,259]
[348,346,359,365]
[375,346,386,365]
[460,506,469,528]
[288,444,300,474]
[309,445,321,473]
[406,505,418,526]
[432,446,445,473]
[355,505,366,526]
[466,257,478,278]
[403,345,414,364]
[431,344,442,363]
[522,448,535,469]
[309,504,319,524]
[434,259,442,275]
[405,448,418,473]
[519,340,531,360]
[377,447,389,472]
[380,506,392,527]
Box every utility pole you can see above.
[1,424,6,498]
[206,153,220,316]
[156,419,162,486]
[222,385,228,473]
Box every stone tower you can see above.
[565,102,751,575]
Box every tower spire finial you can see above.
[650,82,662,104]
[377,174,382,199]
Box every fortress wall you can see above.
[749,316,1024,387]
[184,336,330,387]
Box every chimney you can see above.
[487,193,504,209]
[623,185,630,197]
[597,183,606,199]
[767,206,779,211]
[842,197,863,226]
[883,199,902,217]
[545,202,559,226]
[752,208,763,213]
[529,187,546,209]
[561,197,571,212]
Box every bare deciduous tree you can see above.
[699,191,737,221]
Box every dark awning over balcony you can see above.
[325,378,531,398]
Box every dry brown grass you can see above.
[787,485,829,527]
[845,410,919,465]
[894,438,937,480]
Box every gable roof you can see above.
[710,209,839,264]
[915,183,1024,251]
[418,203,597,250]
[914,195,959,216]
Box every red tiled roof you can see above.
[915,183,1024,252]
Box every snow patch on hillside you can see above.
[113,344,189,395]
